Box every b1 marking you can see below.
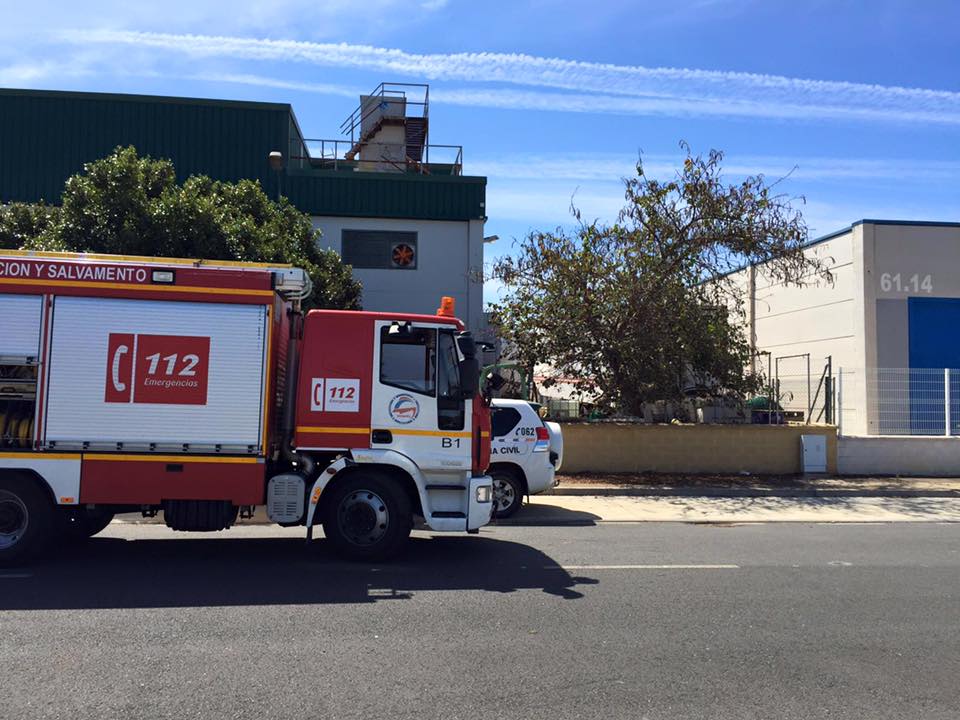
[310,378,360,413]
[441,437,462,449]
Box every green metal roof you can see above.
[0,88,486,221]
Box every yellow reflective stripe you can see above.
[390,429,472,438]
[296,426,474,439]
[297,426,371,435]
[87,454,260,464]
[0,452,81,460]
[0,277,274,297]
[2,249,290,268]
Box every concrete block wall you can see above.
[838,436,960,476]
[560,423,838,475]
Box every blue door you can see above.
[908,298,960,434]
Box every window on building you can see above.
[380,326,436,395]
[342,230,418,269]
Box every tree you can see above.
[0,202,58,251]
[491,143,831,416]
[1,146,361,309]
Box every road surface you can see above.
[1,518,957,719]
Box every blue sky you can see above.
[1,0,959,304]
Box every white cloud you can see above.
[62,30,960,125]
[471,152,960,184]
[0,1,448,43]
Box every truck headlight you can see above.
[475,485,492,503]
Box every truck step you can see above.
[425,484,465,491]
[430,511,466,519]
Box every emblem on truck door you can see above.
[388,394,420,424]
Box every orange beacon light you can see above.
[436,296,456,317]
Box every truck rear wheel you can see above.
[0,476,54,566]
[321,472,412,561]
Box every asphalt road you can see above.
[1,521,958,720]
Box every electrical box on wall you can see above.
[801,434,828,473]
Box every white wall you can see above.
[838,435,960,476]
[751,230,858,368]
[726,229,864,430]
[311,215,486,333]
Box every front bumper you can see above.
[467,474,494,531]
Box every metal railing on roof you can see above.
[339,82,429,145]
[292,138,463,176]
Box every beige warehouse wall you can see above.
[561,423,837,475]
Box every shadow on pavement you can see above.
[664,494,960,521]
[492,503,601,527]
[0,534,598,610]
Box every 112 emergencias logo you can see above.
[105,333,211,405]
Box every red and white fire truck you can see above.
[0,250,494,563]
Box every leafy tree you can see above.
[0,202,58,250]
[492,143,831,416]
[1,146,361,309]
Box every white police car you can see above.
[489,399,564,518]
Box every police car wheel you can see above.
[491,470,523,519]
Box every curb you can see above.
[545,486,960,499]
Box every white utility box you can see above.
[801,434,828,473]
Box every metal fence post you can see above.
[945,368,952,437]
[837,367,843,437]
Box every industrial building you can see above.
[0,84,488,334]
[737,219,960,436]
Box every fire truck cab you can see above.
[0,251,494,564]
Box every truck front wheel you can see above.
[321,472,412,561]
[0,476,54,566]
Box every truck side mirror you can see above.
[484,372,507,395]
[455,331,480,399]
[458,357,481,398]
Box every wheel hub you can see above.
[493,478,516,512]
[338,490,389,546]
[0,490,28,550]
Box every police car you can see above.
[488,399,564,518]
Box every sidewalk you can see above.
[487,472,960,525]
[501,494,960,525]
[547,473,960,498]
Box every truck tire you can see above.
[57,507,115,541]
[491,468,524,519]
[321,472,412,561]
[0,475,54,566]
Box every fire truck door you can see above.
[371,321,473,477]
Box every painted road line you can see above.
[547,564,740,570]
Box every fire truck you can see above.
[0,251,494,564]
